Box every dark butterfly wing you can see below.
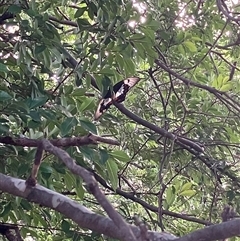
[94,77,140,120]
[114,77,140,102]
[94,98,112,120]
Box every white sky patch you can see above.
[133,0,147,14]
[231,0,239,5]
[51,74,60,84]
[128,0,147,28]
[5,24,19,33]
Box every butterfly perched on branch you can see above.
[94,77,140,120]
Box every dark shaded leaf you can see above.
[60,117,78,137]
[79,118,97,134]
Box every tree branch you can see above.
[0,173,176,241]
[113,102,203,153]
[41,139,137,241]
[0,134,120,147]
[174,218,240,241]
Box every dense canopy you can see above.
[0,0,240,240]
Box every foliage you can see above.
[0,0,240,240]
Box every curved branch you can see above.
[0,173,176,241]
[155,60,240,115]
[113,102,203,153]
[41,139,137,241]
[175,218,240,241]
[216,0,240,22]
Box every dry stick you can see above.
[41,139,137,241]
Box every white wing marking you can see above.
[94,77,140,120]
[94,98,112,120]
[123,77,140,88]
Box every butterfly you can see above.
[94,77,140,120]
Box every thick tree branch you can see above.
[0,173,176,241]
[41,139,137,241]
[174,218,240,241]
[0,134,120,147]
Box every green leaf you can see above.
[20,199,32,211]
[64,85,74,95]
[106,159,118,190]
[35,45,46,55]
[181,182,192,191]
[98,67,115,76]
[27,97,48,109]
[64,172,75,191]
[17,163,31,176]
[115,54,125,71]
[0,123,9,134]
[29,110,41,122]
[0,91,12,101]
[79,97,95,112]
[147,19,161,31]
[52,163,66,174]
[130,33,146,41]
[75,181,85,200]
[79,146,96,161]
[8,5,22,14]
[133,42,146,60]
[179,190,196,197]
[40,163,53,174]
[110,150,130,162]
[124,58,136,76]
[183,41,197,52]
[0,202,11,217]
[101,76,112,97]
[79,118,97,134]
[220,83,232,92]
[39,109,56,121]
[99,148,109,164]
[0,63,9,73]
[166,186,176,208]
[74,7,87,18]
[60,117,78,137]
[61,220,70,233]
[77,18,91,29]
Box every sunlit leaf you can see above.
[183,41,197,52]
[106,159,118,190]
[110,150,130,162]
[220,83,232,92]
[179,190,197,197]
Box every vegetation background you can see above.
[0,0,240,240]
